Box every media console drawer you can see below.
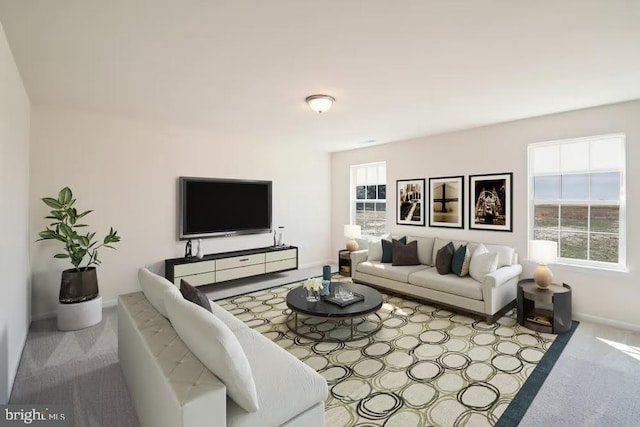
[165,246,298,288]
[216,253,265,270]
[174,260,217,278]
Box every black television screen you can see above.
[179,177,272,239]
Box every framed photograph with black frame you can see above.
[396,179,425,226]
[469,172,513,232]
[429,176,464,228]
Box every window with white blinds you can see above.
[351,162,387,236]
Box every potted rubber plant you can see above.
[36,187,121,303]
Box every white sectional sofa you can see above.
[351,235,523,323]
[118,277,328,427]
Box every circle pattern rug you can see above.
[217,279,556,427]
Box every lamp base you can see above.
[346,239,359,252]
[533,264,553,289]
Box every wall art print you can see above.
[429,175,464,229]
[396,179,425,226]
[469,172,513,232]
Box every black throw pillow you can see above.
[180,279,212,313]
[392,239,420,266]
[436,242,455,275]
[381,236,406,263]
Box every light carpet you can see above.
[218,278,561,427]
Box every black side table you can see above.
[517,279,572,334]
[338,250,352,277]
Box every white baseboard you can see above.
[30,297,118,322]
[573,311,640,332]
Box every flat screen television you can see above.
[179,177,272,239]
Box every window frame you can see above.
[527,133,627,271]
[350,161,387,237]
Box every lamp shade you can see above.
[344,225,362,239]
[529,240,558,265]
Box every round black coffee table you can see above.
[286,282,383,342]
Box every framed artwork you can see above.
[429,176,464,228]
[469,172,513,232]
[396,179,425,226]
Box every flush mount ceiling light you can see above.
[305,94,335,113]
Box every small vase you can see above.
[305,288,320,302]
[320,279,331,296]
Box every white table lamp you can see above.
[344,225,362,252]
[529,240,558,289]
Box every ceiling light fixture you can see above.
[305,94,335,113]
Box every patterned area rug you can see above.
[217,278,558,427]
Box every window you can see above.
[351,162,386,236]
[528,134,626,270]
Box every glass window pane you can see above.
[378,185,386,200]
[534,229,558,243]
[590,205,619,233]
[533,145,560,174]
[560,205,588,231]
[562,174,588,200]
[376,202,386,212]
[560,231,588,260]
[591,137,624,171]
[367,185,377,200]
[534,204,558,228]
[561,141,589,172]
[356,202,364,212]
[590,233,619,263]
[365,202,374,211]
[534,176,560,200]
[590,172,620,200]
[356,186,366,200]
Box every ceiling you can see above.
[1,0,639,152]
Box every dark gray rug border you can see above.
[496,320,580,426]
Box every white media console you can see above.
[165,245,298,287]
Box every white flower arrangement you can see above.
[302,278,323,291]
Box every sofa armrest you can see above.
[484,264,523,288]
[350,250,368,269]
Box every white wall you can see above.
[30,107,332,318]
[331,100,640,329]
[0,22,31,403]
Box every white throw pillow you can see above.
[460,247,472,276]
[367,239,383,262]
[138,267,181,318]
[469,246,499,283]
[164,292,260,413]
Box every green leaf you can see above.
[104,245,116,249]
[79,236,90,246]
[77,210,93,219]
[42,198,63,209]
[58,187,72,205]
[54,253,70,259]
[38,230,56,239]
[59,223,73,237]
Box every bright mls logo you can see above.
[0,405,69,426]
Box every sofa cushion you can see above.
[164,293,259,413]
[180,279,212,313]
[227,326,328,426]
[209,300,248,332]
[382,236,406,263]
[406,235,436,266]
[451,244,467,276]
[436,242,455,275]
[432,238,467,266]
[469,245,499,283]
[138,267,181,318]
[392,239,420,266]
[408,268,484,300]
[485,244,516,267]
[357,261,428,283]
